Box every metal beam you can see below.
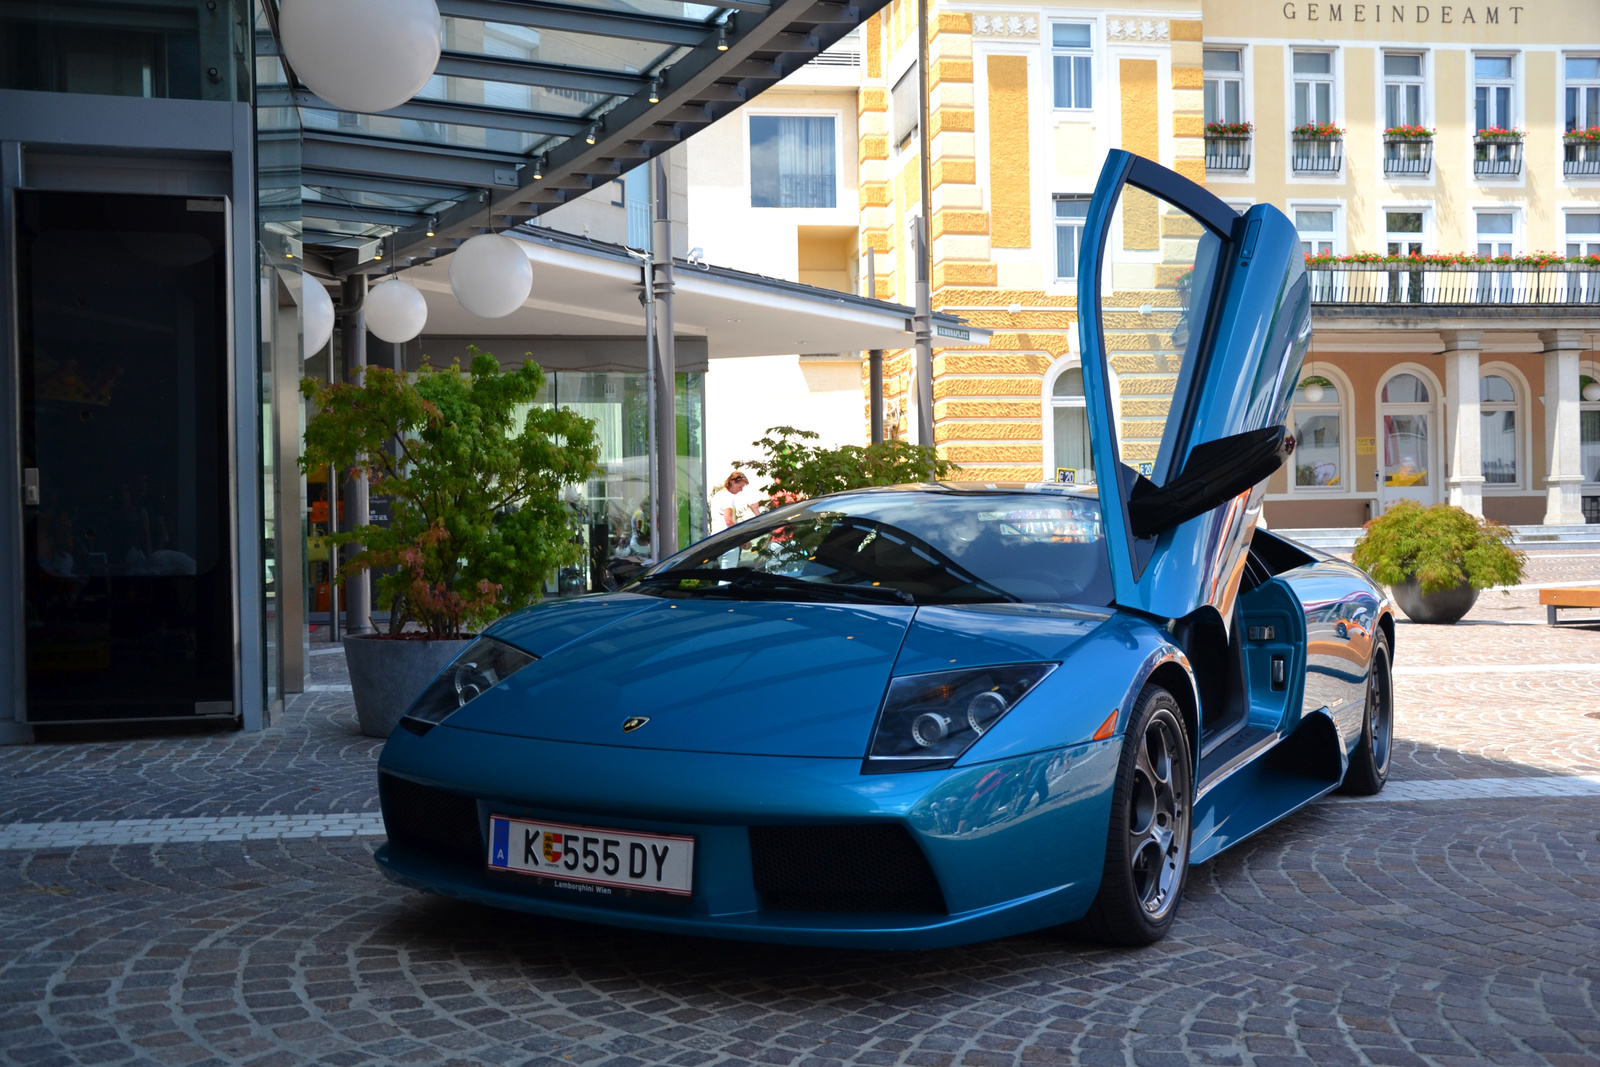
[302,170,470,205]
[436,0,710,44]
[434,51,645,96]
[302,201,428,229]
[303,132,521,191]
[258,88,587,137]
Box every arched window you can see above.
[1479,372,1519,487]
[1378,369,1439,506]
[1581,359,1600,488]
[1048,363,1094,484]
[1289,372,1343,489]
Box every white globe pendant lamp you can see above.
[301,277,335,357]
[1584,381,1600,402]
[365,278,428,343]
[1302,380,1325,403]
[278,0,442,115]
[449,234,533,319]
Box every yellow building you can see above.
[849,0,1600,527]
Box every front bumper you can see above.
[376,724,1120,950]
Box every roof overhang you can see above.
[398,229,990,358]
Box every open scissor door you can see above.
[1078,151,1311,624]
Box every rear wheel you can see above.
[1070,685,1193,946]
[1339,630,1393,795]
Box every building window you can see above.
[1290,373,1342,489]
[1386,210,1425,302]
[1475,55,1515,131]
[1292,51,1334,126]
[1580,359,1600,490]
[1051,23,1093,110]
[1476,211,1515,301]
[1054,196,1090,280]
[1048,364,1093,484]
[1480,373,1519,487]
[1203,49,1243,125]
[1565,214,1600,301]
[892,66,919,149]
[1565,55,1600,131]
[1380,371,1435,503]
[1383,53,1425,128]
[749,115,836,208]
[1294,208,1336,256]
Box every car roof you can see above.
[819,481,1099,499]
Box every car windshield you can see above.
[633,489,1113,606]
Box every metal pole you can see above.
[867,247,883,444]
[339,274,370,635]
[652,155,678,558]
[912,217,935,448]
[914,0,936,454]
[632,246,658,563]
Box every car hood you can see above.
[446,597,917,757]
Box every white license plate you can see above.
[486,815,694,897]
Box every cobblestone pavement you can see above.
[3,554,1598,1067]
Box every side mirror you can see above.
[1125,426,1293,539]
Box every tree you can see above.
[738,426,958,498]
[301,347,600,638]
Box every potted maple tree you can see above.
[1351,500,1524,624]
[301,347,600,736]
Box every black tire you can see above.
[1339,629,1393,796]
[1069,685,1194,946]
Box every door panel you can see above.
[16,190,235,722]
[1078,151,1311,624]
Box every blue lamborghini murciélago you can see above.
[374,151,1396,949]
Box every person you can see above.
[709,471,756,533]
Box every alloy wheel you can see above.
[1127,713,1190,919]
[1367,643,1393,774]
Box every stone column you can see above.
[1441,330,1484,516]
[1540,329,1586,526]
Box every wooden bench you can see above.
[1540,587,1600,625]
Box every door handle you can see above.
[22,468,38,506]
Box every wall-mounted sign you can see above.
[935,324,971,341]
[1356,436,1377,455]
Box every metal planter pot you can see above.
[1391,577,1479,625]
[344,633,472,738]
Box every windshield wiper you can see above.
[633,568,914,605]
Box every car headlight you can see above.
[401,636,538,730]
[864,662,1057,773]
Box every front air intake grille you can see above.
[379,773,482,867]
[749,824,946,914]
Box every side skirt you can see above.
[1188,707,1345,865]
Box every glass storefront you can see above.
[532,370,707,594]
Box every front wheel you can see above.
[1070,685,1193,946]
[1339,630,1393,795]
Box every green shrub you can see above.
[301,347,600,638]
[738,426,958,498]
[1351,500,1524,593]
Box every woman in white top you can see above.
[709,471,756,533]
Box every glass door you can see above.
[1378,372,1437,508]
[16,190,236,723]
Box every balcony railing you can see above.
[1564,138,1600,176]
[1204,135,1251,173]
[1292,136,1342,175]
[1474,137,1523,177]
[1307,262,1600,306]
[1383,137,1433,177]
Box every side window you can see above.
[1097,188,1226,487]
[1051,24,1093,110]
[1053,196,1090,280]
[749,115,837,208]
